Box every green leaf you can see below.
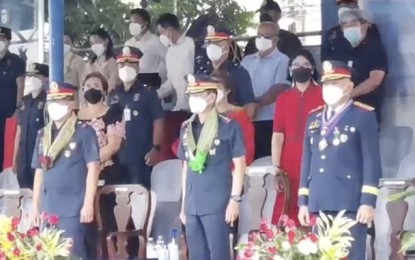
[400,231,415,254]
[389,189,415,202]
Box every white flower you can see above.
[273,256,285,260]
[308,240,318,254]
[281,241,291,251]
[251,252,260,260]
[298,238,318,255]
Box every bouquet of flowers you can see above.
[237,210,356,260]
[0,213,73,260]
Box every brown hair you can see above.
[82,71,109,94]
[211,68,236,103]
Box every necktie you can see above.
[327,110,335,121]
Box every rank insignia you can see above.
[133,110,138,116]
[308,120,320,130]
[49,81,59,93]
[214,139,220,146]
[69,142,76,150]
[37,102,44,110]
[133,93,140,101]
[209,149,216,155]
[64,150,71,158]
[322,61,334,74]
[123,46,131,55]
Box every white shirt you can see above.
[157,34,195,111]
[125,31,167,81]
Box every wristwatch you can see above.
[231,195,242,203]
[152,145,161,151]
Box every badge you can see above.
[340,134,348,143]
[310,137,313,145]
[37,102,44,110]
[348,60,353,67]
[64,150,71,158]
[320,129,326,136]
[133,93,140,102]
[319,139,328,151]
[350,127,356,132]
[209,149,216,155]
[214,139,220,146]
[133,110,139,116]
[124,106,131,121]
[332,138,340,146]
[69,142,76,150]
[308,120,320,130]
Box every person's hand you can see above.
[80,204,94,223]
[179,210,186,225]
[18,45,28,62]
[145,148,159,166]
[298,206,310,226]
[31,208,40,226]
[356,205,375,224]
[225,200,239,226]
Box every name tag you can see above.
[115,187,128,192]
[124,106,131,121]
[3,190,20,195]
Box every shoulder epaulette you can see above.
[308,105,324,114]
[353,101,374,111]
[219,114,231,123]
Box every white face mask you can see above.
[24,77,42,96]
[189,96,208,114]
[215,89,225,104]
[63,44,71,54]
[255,37,273,52]
[343,27,363,47]
[322,85,345,106]
[159,35,172,47]
[48,103,69,121]
[206,44,223,62]
[0,41,6,53]
[119,66,137,83]
[91,43,105,57]
[129,23,142,37]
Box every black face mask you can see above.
[84,88,103,104]
[291,67,312,83]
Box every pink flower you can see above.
[12,248,21,257]
[36,244,42,251]
[286,219,296,229]
[309,215,317,226]
[244,248,254,257]
[260,219,270,232]
[308,233,318,243]
[11,217,20,230]
[27,227,39,237]
[7,233,15,242]
[268,246,278,254]
[280,215,289,224]
[288,231,296,244]
[40,212,48,221]
[48,215,59,225]
[265,229,274,239]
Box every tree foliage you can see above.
[63,0,254,47]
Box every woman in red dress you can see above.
[271,49,324,225]
[171,70,255,166]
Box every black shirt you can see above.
[0,51,25,117]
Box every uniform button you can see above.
[321,155,326,159]
[347,175,351,179]
[319,168,324,173]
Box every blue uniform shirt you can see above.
[17,91,46,167]
[0,51,25,117]
[31,122,100,218]
[177,115,246,216]
[298,102,382,213]
[108,81,164,161]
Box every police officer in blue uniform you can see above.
[0,26,25,169]
[298,60,382,260]
[31,81,100,259]
[14,63,48,188]
[178,74,246,260]
[108,46,164,188]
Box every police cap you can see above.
[321,60,352,82]
[336,0,358,4]
[0,26,12,41]
[47,81,77,101]
[26,63,49,77]
[205,25,232,43]
[115,46,143,63]
[186,74,220,94]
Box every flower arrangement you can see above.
[237,210,356,260]
[0,213,73,260]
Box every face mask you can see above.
[0,41,6,53]
[129,23,142,36]
[91,43,105,57]
[322,85,345,106]
[206,44,223,62]
[63,44,71,54]
[343,27,362,46]
[24,77,43,96]
[337,7,352,19]
[255,37,273,52]
[160,35,172,47]
[48,103,69,121]
[84,88,103,104]
[189,96,208,114]
[291,68,312,83]
[119,66,137,83]
[215,89,225,104]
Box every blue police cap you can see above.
[0,26,12,40]
[26,62,49,77]
[186,74,220,94]
[321,60,353,82]
[47,81,77,101]
[115,46,143,63]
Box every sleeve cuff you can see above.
[360,185,379,207]
[298,188,309,206]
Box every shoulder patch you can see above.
[308,105,325,114]
[354,101,374,111]
[219,114,231,123]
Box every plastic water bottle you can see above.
[156,236,168,260]
[146,237,158,258]
[168,229,179,260]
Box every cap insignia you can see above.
[50,81,59,93]
[187,74,196,86]
[207,25,215,37]
[322,61,334,74]
[122,46,131,55]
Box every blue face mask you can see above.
[343,27,362,47]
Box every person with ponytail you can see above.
[271,49,323,225]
